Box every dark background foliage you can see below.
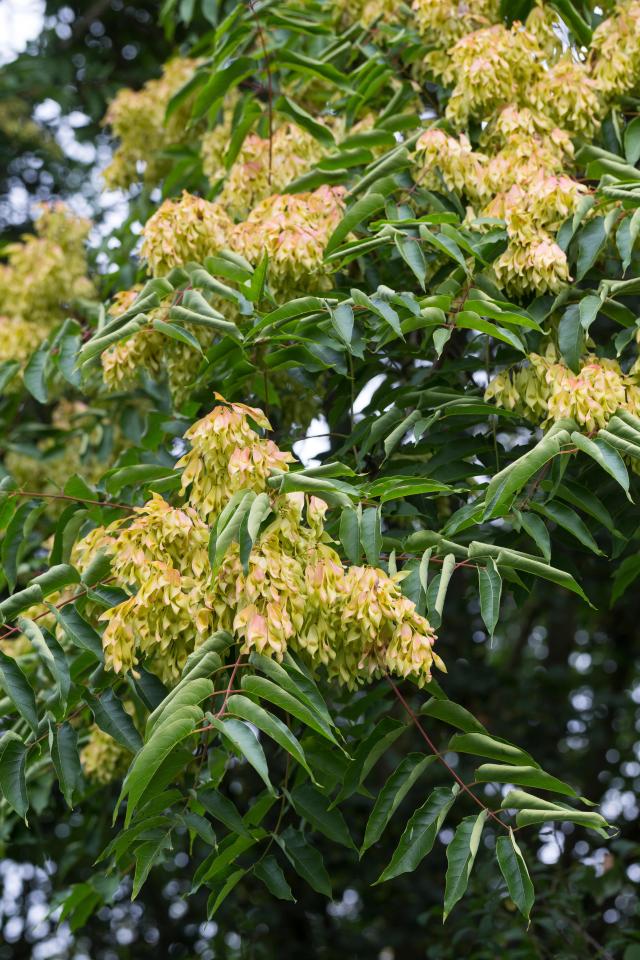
[0,2,639,959]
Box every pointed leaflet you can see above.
[289,783,354,849]
[420,699,487,735]
[210,716,275,796]
[474,763,577,797]
[118,706,202,826]
[339,507,361,564]
[50,603,103,660]
[329,302,354,346]
[449,733,536,766]
[277,826,332,897]
[571,433,631,498]
[432,553,456,627]
[207,868,245,918]
[518,511,551,562]
[334,717,406,804]
[86,689,142,752]
[225,694,314,779]
[477,559,501,640]
[253,855,295,901]
[0,732,28,819]
[395,233,426,288]
[241,675,338,744]
[360,506,382,565]
[496,829,534,921]
[0,650,38,734]
[18,618,70,709]
[375,786,457,883]
[443,810,487,920]
[325,193,386,254]
[197,787,253,839]
[361,754,434,854]
[132,831,173,899]
[49,721,83,809]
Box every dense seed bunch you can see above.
[102,58,199,188]
[177,400,294,521]
[0,204,93,371]
[76,400,442,687]
[202,123,325,218]
[485,352,640,432]
[232,186,346,298]
[141,192,234,276]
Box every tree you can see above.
[0,1,639,956]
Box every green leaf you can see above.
[23,340,50,403]
[624,115,640,165]
[395,233,426,288]
[571,433,630,498]
[376,786,457,883]
[192,57,256,119]
[558,304,583,372]
[0,732,28,819]
[360,506,382,565]
[433,327,452,358]
[468,541,591,605]
[277,826,332,897]
[104,464,179,495]
[211,716,275,795]
[329,302,354,346]
[477,559,501,640]
[248,654,336,735]
[420,227,467,271]
[531,501,603,555]
[225,695,313,779]
[518,511,551,562]
[339,507,360,564]
[432,553,456,627]
[253,855,295,901]
[326,193,385,254]
[242,675,338,745]
[335,717,405,805]
[132,831,173,899]
[207,868,245,918]
[483,427,571,519]
[49,721,82,809]
[198,787,253,840]
[611,553,640,605]
[152,318,204,354]
[0,650,38,734]
[118,706,201,826]
[274,95,334,149]
[449,733,535,766]
[86,689,142,752]
[474,763,577,797]
[443,811,487,921]
[576,217,607,280]
[361,753,434,854]
[209,491,255,575]
[50,603,103,660]
[146,677,214,737]
[496,829,534,921]
[2,501,37,594]
[420,699,487,734]
[18,618,70,709]
[290,783,354,848]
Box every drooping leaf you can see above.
[443,810,487,921]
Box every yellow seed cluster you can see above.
[332,0,399,27]
[75,399,442,687]
[141,186,345,298]
[177,399,294,521]
[485,351,640,433]
[140,192,234,276]
[80,725,132,785]
[102,58,199,189]
[589,1,640,97]
[202,123,325,219]
[233,186,346,298]
[0,203,93,373]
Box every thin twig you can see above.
[384,673,509,831]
